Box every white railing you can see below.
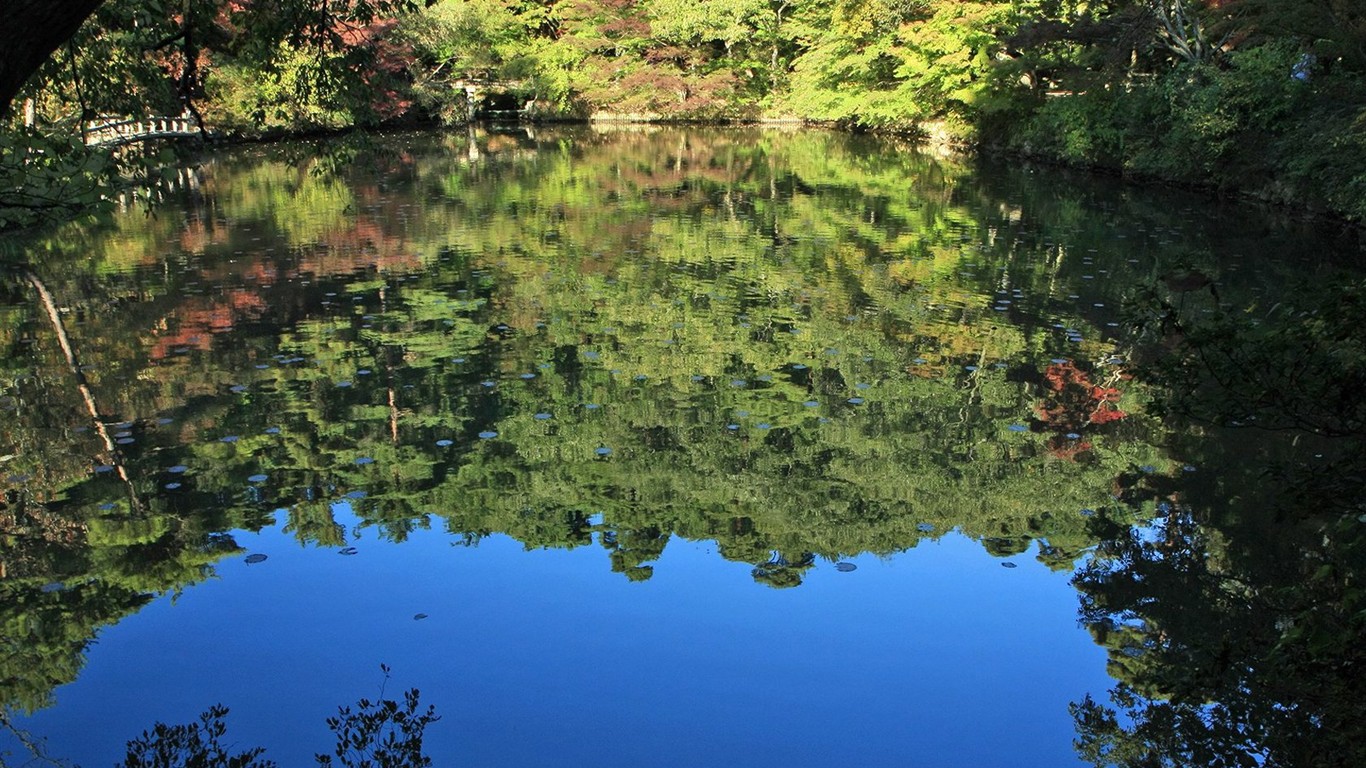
[84,115,203,147]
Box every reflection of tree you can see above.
[750,550,815,589]
[6,127,1285,715]
[1070,277,1366,767]
[1072,504,1366,768]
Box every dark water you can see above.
[0,127,1359,766]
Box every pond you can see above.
[0,127,1361,767]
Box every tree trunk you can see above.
[0,0,107,118]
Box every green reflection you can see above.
[0,128,1347,749]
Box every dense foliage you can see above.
[2,0,1364,224]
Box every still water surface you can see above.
[0,127,1354,766]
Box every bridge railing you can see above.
[84,115,204,147]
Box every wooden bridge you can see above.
[84,115,204,147]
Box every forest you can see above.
[2,0,1366,224]
[2,2,1366,766]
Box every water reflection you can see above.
[0,127,1360,765]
